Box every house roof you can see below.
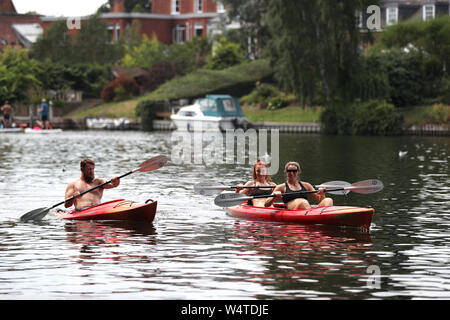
[11,23,43,47]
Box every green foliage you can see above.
[240,82,280,106]
[0,47,42,103]
[31,15,123,65]
[208,37,245,70]
[101,74,139,102]
[121,34,211,74]
[140,59,274,102]
[363,47,442,107]
[265,0,374,105]
[352,100,404,135]
[379,16,450,76]
[321,100,404,135]
[429,103,450,124]
[266,95,289,110]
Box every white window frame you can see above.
[423,4,435,21]
[174,24,185,43]
[171,0,180,14]
[195,0,203,13]
[386,7,398,26]
[194,22,203,37]
[217,1,225,13]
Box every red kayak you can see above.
[55,199,157,222]
[225,203,374,230]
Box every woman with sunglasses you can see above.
[236,159,277,207]
[265,161,333,209]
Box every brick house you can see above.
[360,0,450,30]
[0,0,42,49]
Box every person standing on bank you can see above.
[38,98,50,129]
[1,101,13,128]
[265,161,333,209]
[64,158,120,210]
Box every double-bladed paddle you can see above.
[194,180,352,196]
[213,179,384,208]
[20,155,168,222]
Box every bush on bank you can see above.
[321,100,404,135]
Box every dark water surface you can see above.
[0,131,448,299]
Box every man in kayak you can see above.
[265,161,333,209]
[64,158,120,210]
[236,159,277,207]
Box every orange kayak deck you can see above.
[55,199,157,222]
[225,203,374,230]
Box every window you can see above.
[195,0,203,13]
[171,0,180,14]
[199,99,217,112]
[386,7,398,26]
[217,1,225,13]
[222,99,236,112]
[179,111,197,117]
[194,23,203,37]
[423,4,435,21]
[174,24,185,43]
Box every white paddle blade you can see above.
[350,179,384,194]
[316,181,351,195]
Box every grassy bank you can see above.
[242,105,324,123]
[64,98,140,119]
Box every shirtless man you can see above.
[64,158,120,210]
[1,101,13,128]
[265,161,333,210]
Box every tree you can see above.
[0,47,42,103]
[221,0,270,59]
[265,0,375,105]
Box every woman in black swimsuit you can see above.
[236,159,277,207]
[265,161,333,210]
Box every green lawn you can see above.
[242,105,324,123]
[65,98,140,119]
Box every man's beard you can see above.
[83,173,94,183]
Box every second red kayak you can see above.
[225,203,374,230]
[55,199,157,222]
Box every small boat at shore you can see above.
[225,203,374,230]
[170,94,249,132]
[24,128,63,134]
[55,199,157,222]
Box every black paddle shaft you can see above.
[50,170,134,210]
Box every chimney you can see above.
[113,0,125,13]
[0,0,17,13]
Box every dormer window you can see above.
[386,7,398,26]
[423,4,435,21]
[171,0,180,14]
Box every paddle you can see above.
[20,155,168,222]
[194,180,351,196]
[214,179,384,207]
[194,183,276,196]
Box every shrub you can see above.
[101,74,139,102]
[429,103,450,124]
[240,83,280,106]
[266,96,289,110]
[321,100,404,135]
[139,61,185,93]
[208,37,244,70]
[352,100,404,135]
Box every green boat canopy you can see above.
[197,95,245,117]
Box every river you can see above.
[0,130,449,300]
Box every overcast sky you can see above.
[13,0,108,17]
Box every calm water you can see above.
[0,130,449,300]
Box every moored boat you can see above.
[55,199,157,222]
[170,94,249,132]
[24,128,63,134]
[225,203,374,230]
